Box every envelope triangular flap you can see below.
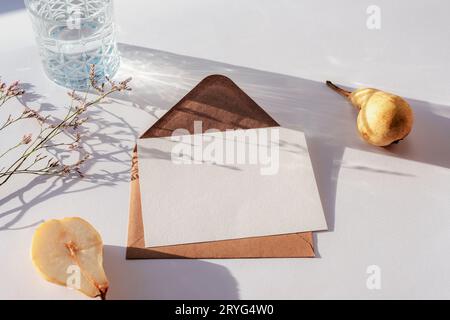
[127,74,315,259]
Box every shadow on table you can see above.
[103,245,239,299]
[2,42,450,237]
[0,96,139,231]
[115,43,450,234]
[0,1,25,15]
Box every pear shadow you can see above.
[3,43,449,244]
[103,245,240,299]
[113,42,450,234]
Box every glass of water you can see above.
[24,0,120,91]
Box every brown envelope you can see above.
[126,74,315,259]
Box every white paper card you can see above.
[137,127,327,247]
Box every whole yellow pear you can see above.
[326,81,414,146]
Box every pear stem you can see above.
[99,289,107,300]
[326,81,351,98]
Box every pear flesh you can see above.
[326,81,414,146]
[31,217,109,299]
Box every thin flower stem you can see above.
[0,114,26,131]
[0,69,132,187]
[0,169,56,176]
[24,155,47,171]
[0,141,22,160]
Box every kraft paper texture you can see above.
[126,74,316,258]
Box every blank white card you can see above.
[137,127,327,247]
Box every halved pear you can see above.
[31,217,109,299]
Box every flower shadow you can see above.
[2,42,450,238]
[114,42,450,235]
[0,98,140,230]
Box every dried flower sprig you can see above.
[0,66,132,187]
[0,79,25,109]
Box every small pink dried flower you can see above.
[21,133,32,145]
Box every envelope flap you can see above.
[140,74,278,139]
[127,74,315,259]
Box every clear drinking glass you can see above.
[24,0,120,91]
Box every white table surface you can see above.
[0,0,449,299]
